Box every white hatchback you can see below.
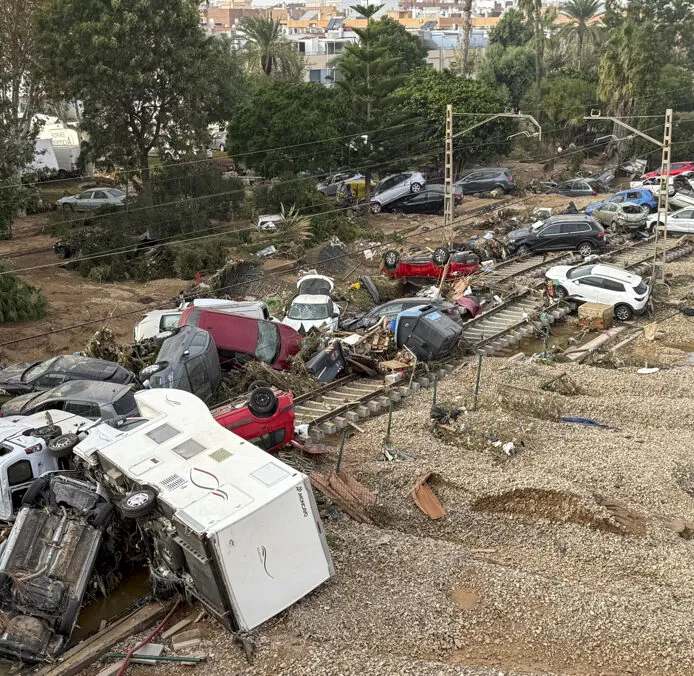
[545,263,650,321]
[282,274,340,334]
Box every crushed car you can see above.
[394,304,463,361]
[282,275,341,334]
[341,297,468,331]
[382,246,479,283]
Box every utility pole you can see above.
[585,110,672,281]
[444,104,454,243]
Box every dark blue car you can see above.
[585,189,658,215]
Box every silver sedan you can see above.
[56,188,126,212]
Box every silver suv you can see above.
[370,171,426,213]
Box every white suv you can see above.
[545,263,650,321]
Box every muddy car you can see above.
[0,473,114,663]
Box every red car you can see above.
[178,308,301,370]
[641,162,694,180]
[212,386,295,453]
[382,246,479,282]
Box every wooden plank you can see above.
[37,600,175,676]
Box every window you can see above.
[541,223,561,235]
[567,265,595,279]
[76,192,92,200]
[601,204,618,212]
[248,429,287,451]
[287,302,330,320]
[159,313,181,332]
[309,69,321,82]
[602,279,625,292]
[634,281,648,294]
[185,356,210,397]
[146,423,181,444]
[562,222,591,233]
[64,401,100,418]
[578,276,604,288]
[93,191,107,199]
[35,373,66,388]
[610,194,625,203]
[626,192,642,200]
[674,210,694,219]
[7,460,33,486]
[255,322,280,364]
[172,438,206,459]
[378,302,403,317]
[23,358,57,383]
[113,390,137,416]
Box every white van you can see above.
[134,299,272,342]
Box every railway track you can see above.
[297,236,694,438]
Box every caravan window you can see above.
[146,424,181,444]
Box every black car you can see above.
[140,325,221,402]
[455,168,515,194]
[386,185,463,214]
[1,380,138,420]
[340,297,465,331]
[0,355,136,396]
[506,215,606,257]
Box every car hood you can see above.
[545,265,572,281]
[282,317,331,334]
[0,362,39,388]
[0,391,43,416]
[507,227,533,240]
[56,195,77,204]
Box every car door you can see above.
[6,458,36,513]
[595,203,618,226]
[535,222,563,251]
[92,190,108,208]
[64,400,101,419]
[609,193,626,205]
[667,209,694,233]
[572,275,604,303]
[74,191,93,211]
[599,278,627,306]
[460,171,483,193]
[33,372,67,391]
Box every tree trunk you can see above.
[534,0,543,91]
[462,0,473,75]
[577,30,583,71]
[139,146,151,201]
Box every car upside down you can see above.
[382,246,480,282]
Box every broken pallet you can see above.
[310,470,377,524]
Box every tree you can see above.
[335,5,426,198]
[488,8,534,48]
[241,14,305,80]
[478,44,537,109]
[519,0,544,90]
[461,0,474,74]
[0,0,43,238]
[371,17,428,75]
[559,0,604,70]
[397,69,510,174]
[38,0,243,191]
[228,80,350,176]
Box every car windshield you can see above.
[255,321,280,364]
[530,220,546,231]
[288,302,330,320]
[22,358,56,382]
[567,265,595,279]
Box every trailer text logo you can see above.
[296,486,308,517]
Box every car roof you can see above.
[34,379,132,404]
[157,325,213,361]
[586,264,641,284]
[545,214,596,223]
[52,355,121,378]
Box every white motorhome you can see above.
[73,388,334,630]
[38,123,81,178]
[25,139,60,178]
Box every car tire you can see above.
[155,535,186,573]
[371,202,382,214]
[58,598,82,637]
[219,144,226,153]
[91,503,115,530]
[248,387,278,418]
[554,285,568,299]
[22,477,49,507]
[119,489,157,519]
[33,425,62,440]
[248,380,271,392]
[577,242,594,257]
[410,182,423,193]
[614,304,634,322]
[383,250,400,270]
[432,246,450,267]
[517,244,531,257]
[46,433,79,458]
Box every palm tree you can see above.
[519,0,544,90]
[461,0,473,74]
[560,0,604,70]
[241,14,304,80]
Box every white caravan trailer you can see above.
[74,388,334,630]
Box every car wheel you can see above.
[410,182,423,193]
[248,380,271,392]
[577,242,594,257]
[155,535,186,573]
[22,477,49,507]
[33,424,62,440]
[370,202,382,214]
[46,433,79,458]
[517,244,531,257]
[119,489,157,519]
[614,304,634,322]
[432,246,450,267]
[554,285,569,299]
[383,249,400,270]
[248,386,278,418]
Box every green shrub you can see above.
[0,266,47,322]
